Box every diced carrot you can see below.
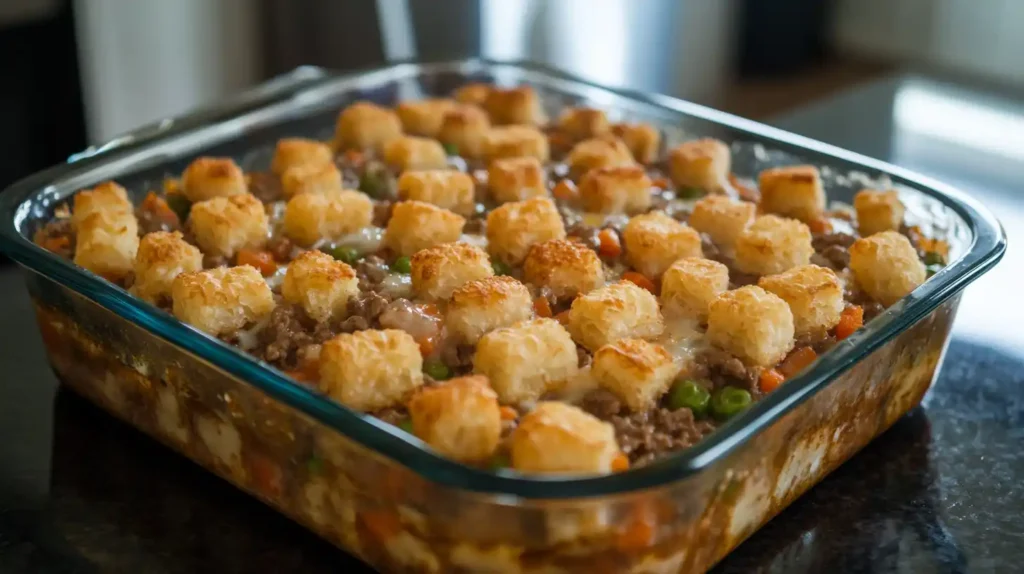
[835,305,864,341]
[807,217,833,235]
[499,406,518,421]
[237,249,278,276]
[248,453,283,499]
[419,302,442,318]
[611,452,630,473]
[361,509,403,542]
[41,236,70,254]
[759,368,785,394]
[615,505,655,552]
[162,177,182,195]
[651,177,671,190]
[552,179,578,201]
[534,296,553,318]
[344,149,365,165]
[141,191,181,227]
[622,271,657,294]
[417,335,437,358]
[597,228,622,259]
[918,236,950,258]
[778,346,818,379]
[554,310,571,326]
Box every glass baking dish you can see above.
[0,60,1005,573]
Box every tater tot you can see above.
[484,85,545,126]
[733,215,813,276]
[510,402,620,475]
[334,101,403,151]
[667,139,730,191]
[758,165,826,222]
[557,107,610,141]
[74,210,139,281]
[567,280,664,351]
[282,250,359,323]
[578,165,652,215]
[689,195,756,249]
[271,138,334,176]
[397,170,475,216]
[483,126,550,162]
[488,157,548,204]
[131,231,203,304]
[854,189,905,237]
[384,200,466,257]
[486,197,566,265]
[611,122,661,164]
[592,339,680,412]
[706,285,794,367]
[566,136,635,179]
[171,265,275,337]
[410,242,494,302]
[72,181,132,228]
[438,104,490,160]
[660,257,730,321]
[523,239,605,300]
[408,375,502,462]
[382,136,449,172]
[473,318,578,404]
[453,82,491,106]
[622,211,702,279]
[188,193,269,258]
[759,264,844,337]
[446,276,534,345]
[283,189,373,247]
[280,162,343,198]
[848,231,926,307]
[181,157,247,202]
[319,329,424,412]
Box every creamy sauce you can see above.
[379,272,413,299]
[266,264,289,291]
[658,315,709,374]
[318,226,385,254]
[236,314,272,351]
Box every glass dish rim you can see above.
[0,59,1006,499]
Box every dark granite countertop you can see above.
[2,74,1022,572]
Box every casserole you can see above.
[0,60,1004,573]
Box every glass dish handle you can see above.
[67,66,330,164]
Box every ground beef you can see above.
[33,219,75,259]
[795,329,837,354]
[812,231,856,270]
[463,217,486,234]
[338,291,390,333]
[579,389,622,420]
[136,205,180,235]
[566,222,602,254]
[373,407,408,426]
[356,255,390,290]
[203,253,229,269]
[861,301,884,321]
[728,271,759,289]
[267,235,299,262]
[612,407,715,466]
[261,305,315,367]
[700,232,722,262]
[372,200,393,227]
[441,341,476,375]
[702,347,759,395]
[248,171,283,203]
[576,345,592,369]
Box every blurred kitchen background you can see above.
[2,0,1021,352]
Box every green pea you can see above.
[391,256,412,274]
[423,360,451,381]
[327,245,361,264]
[923,251,945,266]
[443,142,460,156]
[492,260,511,276]
[165,193,192,223]
[710,386,752,421]
[397,418,415,435]
[926,263,943,278]
[667,380,711,417]
[359,172,386,198]
[307,454,324,475]
[489,453,511,471]
[676,186,706,200]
